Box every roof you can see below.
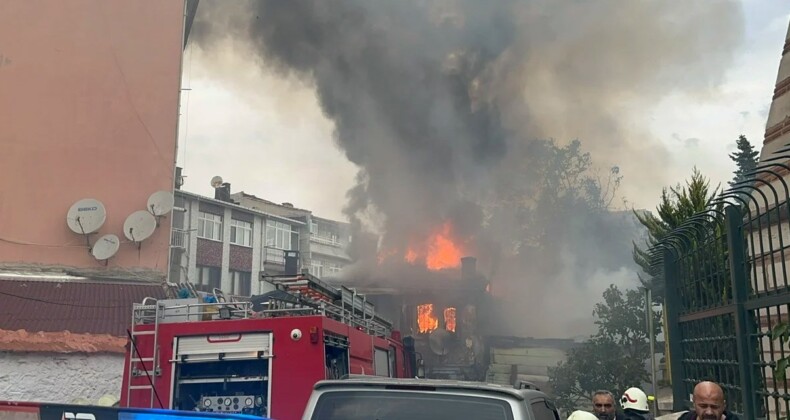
[0,329,127,353]
[176,190,306,225]
[232,191,312,213]
[0,277,166,338]
[313,377,550,401]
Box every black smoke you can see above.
[189,0,744,336]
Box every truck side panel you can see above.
[123,316,327,420]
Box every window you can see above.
[310,221,317,234]
[310,259,323,278]
[310,391,514,420]
[230,271,252,296]
[530,400,560,420]
[327,263,342,275]
[230,219,252,247]
[265,220,297,250]
[197,212,222,241]
[195,266,221,291]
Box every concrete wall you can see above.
[0,352,124,403]
[0,1,185,274]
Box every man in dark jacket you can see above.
[678,381,740,420]
[592,390,625,420]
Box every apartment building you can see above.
[230,191,354,279]
[168,179,355,296]
[169,188,305,296]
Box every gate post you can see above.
[725,205,757,418]
[663,247,686,412]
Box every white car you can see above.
[301,377,561,420]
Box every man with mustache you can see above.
[592,390,625,420]
[678,381,740,420]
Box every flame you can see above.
[417,304,439,333]
[405,222,465,271]
[425,223,463,270]
[376,222,468,271]
[404,248,418,263]
[444,307,456,333]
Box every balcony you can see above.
[310,234,341,247]
[171,229,188,249]
[262,247,286,265]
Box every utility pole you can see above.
[645,287,659,416]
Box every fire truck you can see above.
[120,274,420,420]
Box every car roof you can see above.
[312,377,552,402]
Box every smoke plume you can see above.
[189,0,744,337]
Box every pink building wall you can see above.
[0,1,185,275]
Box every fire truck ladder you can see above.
[262,274,393,337]
[126,297,164,408]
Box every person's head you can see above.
[620,387,649,412]
[692,381,726,420]
[567,411,599,420]
[592,390,616,418]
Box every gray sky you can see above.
[176,2,789,221]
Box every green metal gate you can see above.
[651,161,790,418]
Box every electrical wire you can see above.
[0,235,88,248]
[0,290,120,308]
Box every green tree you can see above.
[632,167,721,299]
[728,134,759,187]
[548,285,661,414]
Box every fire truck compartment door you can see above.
[374,348,390,376]
[176,332,272,362]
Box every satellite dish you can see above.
[428,329,453,356]
[66,199,107,234]
[91,234,120,261]
[147,190,174,216]
[210,176,224,188]
[123,210,157,243]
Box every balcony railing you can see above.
[263,247,286,265]
[310,235,341,247]
[171,229,188,249]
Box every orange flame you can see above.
[444,307,457,333]
[376,221,469,271]
[417,304,439,333]
[425,223,463,270]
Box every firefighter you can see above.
[677,381,740,420]
[620,387,653,420]
[568,411,601,420]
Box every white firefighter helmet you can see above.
[567,411,599,420]
[621,387,649,411]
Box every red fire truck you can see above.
[120,274,420,420]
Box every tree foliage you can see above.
[482,138,632,283]
[632,168,720,299]
[548,285,661,413]
[728,134,759,187]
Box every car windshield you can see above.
[310,390,515,420]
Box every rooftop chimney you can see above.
[214,182,232,202]
[175,167,184,190]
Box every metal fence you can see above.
[650,156,790,419]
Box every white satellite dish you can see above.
[66,198,107,235]
[123,210,157,243]
[210,176,224,188]
[147,190,174,216]
[91,234,120,261]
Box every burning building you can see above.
[353,257,492,381]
